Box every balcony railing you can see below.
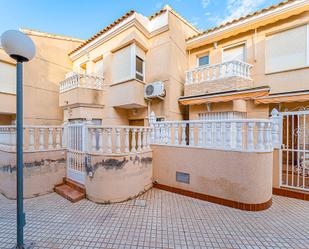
[185,60,253,85]
[0,125,64,152]
[150,119,280,152]
[59,72,104,93]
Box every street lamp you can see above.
[1,30,35,249]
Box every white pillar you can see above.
[256,122,265,151]
[189,123,194,146]
[224,122,231,149]
[198,123,203,146]
[56,128,61,149]
[124,128,130,153]
[174,123,179,145]
[115,128,121,153]
[91,128,96,152]
[28,128,35,151]
[137,128,142,152]
[236,122,243,150]
[39,128,45,150]
[131,128,137,152]
[247,122,254,151]
[181,123,186,145]
[106,128,112,153]
[48,128,53,149]
[98,128,103,152]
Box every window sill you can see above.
[111,78,146,86]
[265,65,309,75]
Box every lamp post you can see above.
[1,30,35,249]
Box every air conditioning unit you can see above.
[144,81,165,99]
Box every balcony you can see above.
[59,72,104,109]
[59,72,104,93]
[184,60,253,96]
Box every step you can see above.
[63,177,86,194]
[54,184,85,203]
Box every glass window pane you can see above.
[198,55,209,66]
[136,56,143,74]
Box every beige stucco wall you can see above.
[0,149,66,199]
[85,151,153,203]
[188,12,309,94]
[152,145,273,204]
[0,32,82,125]
[66,10,198,124]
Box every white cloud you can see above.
[201,0,210,9]
[221,0,267,24]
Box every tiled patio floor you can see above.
[0,189,309,249]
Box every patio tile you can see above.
[0,189,309,249]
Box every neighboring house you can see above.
[0,29,83,125]
[59,5,198,126]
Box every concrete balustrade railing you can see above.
[150,119,279,152]
[86,125,152,155]
[185,60,253,85]
[59,72,104,93]
[0,125,64,152]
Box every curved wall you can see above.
[85,151,153,203]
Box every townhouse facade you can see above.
[0,0,309,209]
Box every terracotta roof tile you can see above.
[186,0,297,42]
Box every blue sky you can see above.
[0,0,283,40]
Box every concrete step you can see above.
[54,178,85,203]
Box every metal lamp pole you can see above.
[1,30,36,249]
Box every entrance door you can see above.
[66,123,86,184]
[280,111,309,191]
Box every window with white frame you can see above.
[0,61,16,94]
[222,43,246,62]
[265,24,309,73]
[135,56,144,81]
[198,54,209,66]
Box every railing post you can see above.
[131,128,137,152]
[115,128,121,153]
[39,128,45,150]
[167,124,171,145]
[142,128,147,150]
[247,122,254,151]
[48,128,53,149]
[236,122,243,150]
[215,122,221,148]
[270,108,282,149]
[225,122,231,149]
[264,122,272,150]
[98,128,103,153]
[106,128,112,154]
[181,123,186,145]
[174,123,179,145]
[256,122,265,151]
[91,128,96,152]
[124,128,130,153]
[206,122,212,147]
[28,128,35,151]
[137,128,142,152]
[198,123,203,146]
[189,123,194,146]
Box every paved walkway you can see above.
[0,189,309,249]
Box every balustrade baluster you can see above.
[10,128,16,151]
[212,65,217,80]
[225,122,231,149]
[115,128,121,153]
[256,122,265,150]
[48,128,53,149]
[198,123,203,146]
[247,122,254,151]
[216,122,221,148]
[206,123,212,147]
[181,123,186,145]
[124,128,130,153]
[39,128,45,150]
[206,67,210,81]
[107,128,112,153]
[147,128,151,149]
[236,122,243,150]
[28,128,35,151]
[98,128,103,152]
[264,122,272,150]
[91,128,96,152]
[189,123,194,146]
[167,124,171,144]
[142,128,147,150]
[137,128,142,152]
[174,123,179,145]
[131,128,137,152]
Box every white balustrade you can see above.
[59,72,104,93]
[86,125,152,155]
[185,60,253,85]
[151,119,275,152]
[0,125,63,151]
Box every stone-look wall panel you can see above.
[85,151,153,203]
[152,145,273,205]
[184,77,253,96]
[0,150,66,199]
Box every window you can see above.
[265,24,309,73]
[136,56,144,81]
[198,55,209,66]
[0,61,16,94]
[222,43,245,62]
[93,56,103,77]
